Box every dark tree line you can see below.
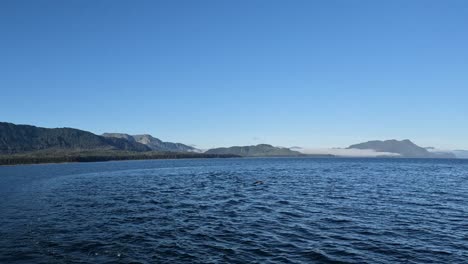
[0,151,240,166]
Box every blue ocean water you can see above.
[0,158,467,263]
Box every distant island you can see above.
[0,121,463,165]
[205,144,304,157]
[348,139,456,158]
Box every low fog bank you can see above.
[292,147,401,157]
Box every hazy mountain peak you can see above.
[103,133,196,152]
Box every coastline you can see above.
[0,151,240,166]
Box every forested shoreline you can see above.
[0,151,240,166]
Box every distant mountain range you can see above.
[0,122,199,155]
[348,139,456,158]
[0,122,234,165]
[205,144,303,157]
[1,121,465,164]
[0,122,150,154]
[102,133,197,152]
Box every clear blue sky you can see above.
[1,0,467,149]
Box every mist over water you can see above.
[1,158,467,263]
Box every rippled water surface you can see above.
[1,158,467,263]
